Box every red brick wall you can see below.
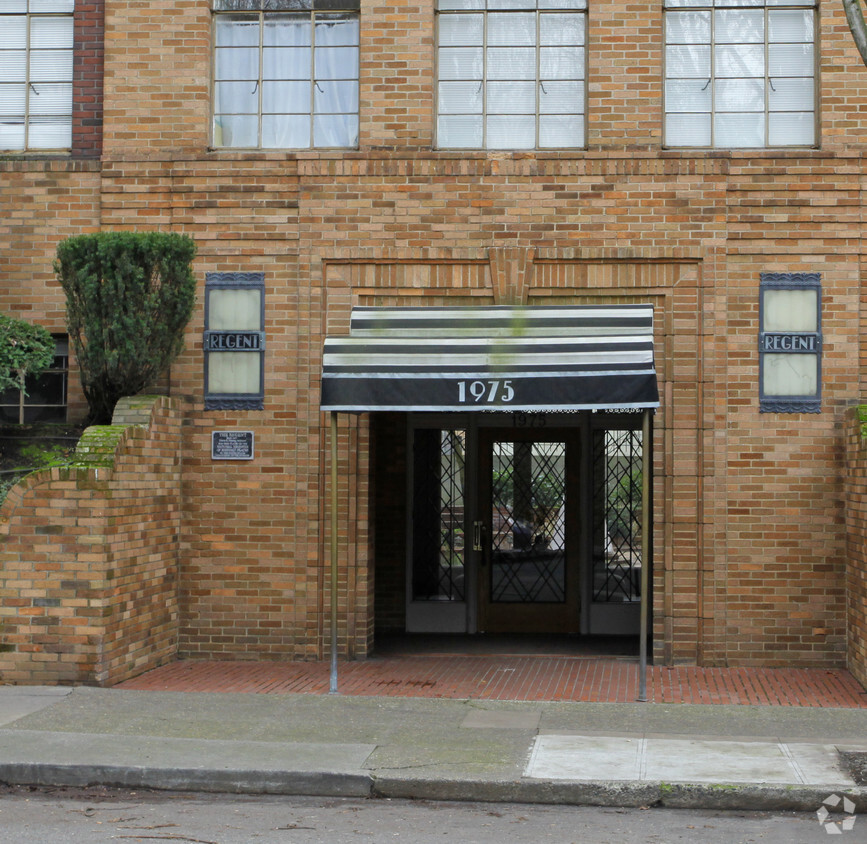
[361,2,434,149]
[845,408,867,689]
[72,1,105,158]
[102,0,209,156]
[0,0,864,669]
[0,162,102,422]
[0,396,182,685]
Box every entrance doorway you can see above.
[477,430,579,633]
[405,414,648,638]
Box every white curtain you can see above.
[0,9,72,150]
[664,5,815,148]
[437,9,584,149]
[214,12,357,148]
[213,14,262,147]
[313,15,359,147]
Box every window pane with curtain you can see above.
[212,6,359,150]
[0,0,74,152]
[663,0,816,149]
[437,0,587,150]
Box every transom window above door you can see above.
[436,0,587,150]
[664,0,817,148]
[211,0,359,150]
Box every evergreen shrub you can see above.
[55,232,197,424]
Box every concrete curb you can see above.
[2,763,866,813]
[0,764,374,798]
[373,776,660,807]
[372,776,867,812]
[656,783,867,813]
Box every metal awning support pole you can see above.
[329,411,339,694]
[637,408,651,702]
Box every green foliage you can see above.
[0,477,15,505]
[492,466,565,514]
[607,464,642,539]
[532,471,565,514]
[0,425,83,506]
[15,442,70,469]
[54,231,197,424]
[0,313,55,396]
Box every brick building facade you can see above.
[2,0,866,672]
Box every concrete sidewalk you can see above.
[0,684,866,814]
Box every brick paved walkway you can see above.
[117,656,867,707]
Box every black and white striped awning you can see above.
[321,305,659,413]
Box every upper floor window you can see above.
[212,0,359,150]
[0,0,74,152]
[436,0,587,150]
[664,0,816,148]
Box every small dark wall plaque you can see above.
[212,430,254,461]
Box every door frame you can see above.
[584,413,647,636]
[403,411,649,637]
[476,427,581,634]
[404,414,475,633]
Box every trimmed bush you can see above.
[55,232,197,424]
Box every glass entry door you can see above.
[476,430,580,633]
[404,417,646,637]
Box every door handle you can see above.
[473,521,488,566]
[473,521,483,552]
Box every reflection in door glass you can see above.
[490,441,566,603]
[412,429,466,601]
[592,429,643,602]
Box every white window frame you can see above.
[436,0,588,151]
[211,0,360,150]
[0,0,75,153]
[663,0,818,149]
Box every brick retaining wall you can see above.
[0,396,182,686]
[845,407,867,689]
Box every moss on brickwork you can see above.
[113,395,164,423]
[0,398,161,507]
[70,426,128,469]
[0,423,87,506]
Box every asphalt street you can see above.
[0,788,850,844]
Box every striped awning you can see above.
[321,305,659,413]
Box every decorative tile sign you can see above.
[211,430,254,461]
[203,272,265,411]
[759,272,821,414]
